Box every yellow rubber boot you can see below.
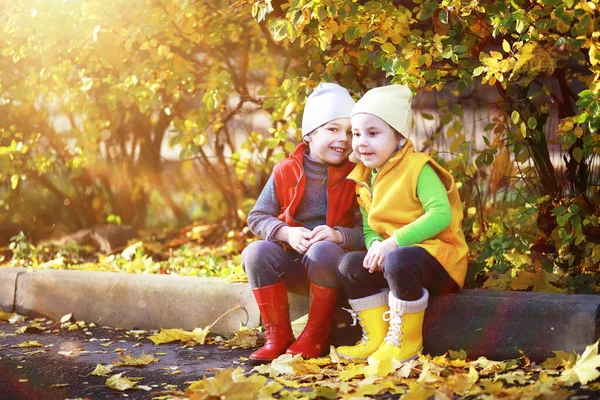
[335,291,389,360]
[368,289,429,365]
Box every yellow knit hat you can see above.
[351,85,413,135]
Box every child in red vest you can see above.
[335,85,469,365]
[243,83,364,364]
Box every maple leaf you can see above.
[105,373,138,391]
[447,365,478,394]
[0,311,25,324]
[530,269,567,294]
[355,376,401,397]
[339,364,365,381]
[0,311,13,321]
[401,381,436,400]
[223,326,264,349]
[91,364,113,376]
[15,322,46,334]
[186,368,268,400]
[542,350,578,370]
[482,273,511,290]
[273,377,301,388]
[16,340,43,348]
[147,306,242,346]
[472,356,516,375]
[448,349,468,360]
[559,340,600,385]
[113,352,159,366]
[509,271,537,290]
[469,379,505,396]
[313,385,338,399]
[417,357,444,384]
[396,359,418,378]
[494,370,530,385]
[364,357,396,378]
[147,327,209,345]
[253,353,320,377]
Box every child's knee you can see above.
[306,241,342,259]
[241,241,276,272]
[337,252,366,277]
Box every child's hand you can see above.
[286,227,313,254]
[363,237,398,273]
[309,225,342,245]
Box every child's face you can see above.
[351,113,400,170]
[305,117,352,164]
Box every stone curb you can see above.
[0,268,309,335]
[0,267,21,313]
[1,268,599,362]
[423,289,600,362]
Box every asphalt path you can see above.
[0,318,254,399]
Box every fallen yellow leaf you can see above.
[91,364,113,376]
[559,340,600,385]
[113,352,159,366]
[106,373,138,391]
[542,350,577,370]
[60,313,72,323]
[16,341,43,348]
[147,327,209,346]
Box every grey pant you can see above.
[337,246,459,301]
[242,240,346,294]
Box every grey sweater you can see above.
[247,152,364,250]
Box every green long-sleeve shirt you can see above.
[362,163,452,249]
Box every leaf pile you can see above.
[183,341,600,399]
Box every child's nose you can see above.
[337,131,349,141]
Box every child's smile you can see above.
[306,118,352,164]
[351,113,401,170]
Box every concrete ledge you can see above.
[424,290,600,362]
[4,267,599,361]
[13,269,260,335]
[0,267,23,312]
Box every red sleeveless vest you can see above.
[272,143,357,228]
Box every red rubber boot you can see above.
[249,281,295,364]
[286,282,338,358]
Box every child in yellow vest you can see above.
[335,85,469,365]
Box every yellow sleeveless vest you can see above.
[347,140,469,287]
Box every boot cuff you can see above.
[389,289,429,313]
[348,290,389,311]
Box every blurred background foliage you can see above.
[1,0,599,293]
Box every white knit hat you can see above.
[351,85,413,135]
[301,83,356,136]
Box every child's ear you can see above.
[303,133,312,143]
